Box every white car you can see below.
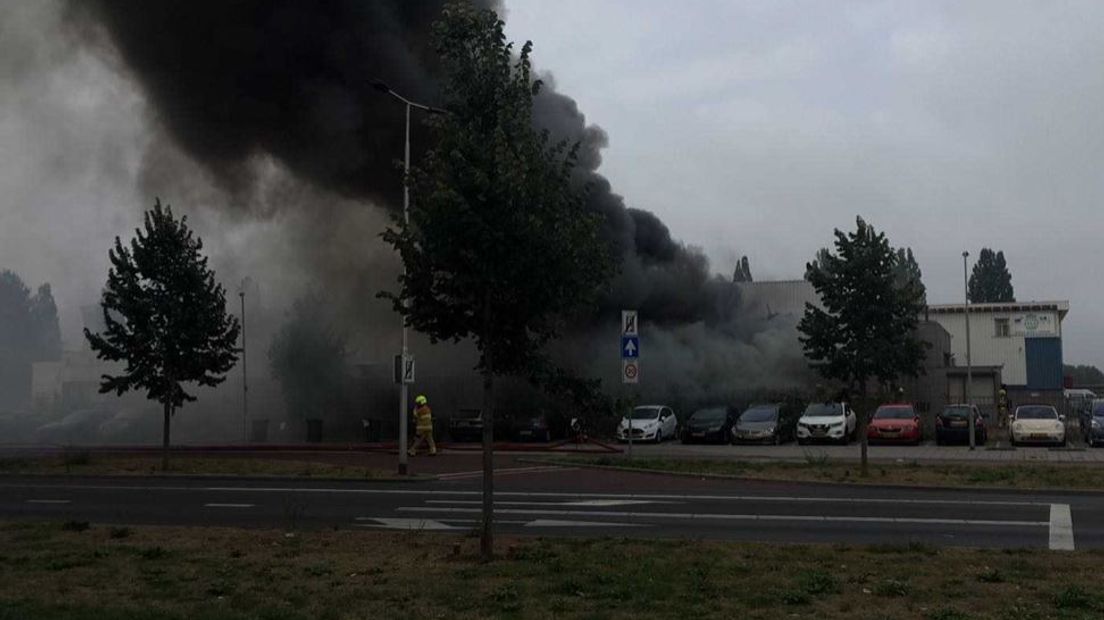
[1010,405,1066,446]
[616,405,678,443]
[796,402,857,445]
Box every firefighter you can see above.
[997,386,1010,429]
[408,395,437,456]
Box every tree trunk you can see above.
[480,366,494,562]
[858,383,869,477]
[161,399,172,472]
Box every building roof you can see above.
[927,300,1069,320]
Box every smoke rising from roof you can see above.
[73,0,720,325]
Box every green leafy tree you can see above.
[268,294,347,423]
[0,271,62,409]
[85,200,240,470]
[1064,364,1104,386]
[893,248,926,306]
[968,248,1015,303]
[381,2,614,560]
[799,217,926,474]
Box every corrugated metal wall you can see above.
[1025,338,1063,389]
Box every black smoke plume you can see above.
[72,0,716,325]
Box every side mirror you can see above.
[1060,414,1066,422]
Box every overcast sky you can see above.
[504,0,1104,366]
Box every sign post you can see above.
[621,310,639,457]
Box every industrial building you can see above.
[926,300,1069,410]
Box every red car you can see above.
[867,404,922,445]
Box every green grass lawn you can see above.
[0,453,390,480]
[0,522,1102,619]
[548,456,1104,491]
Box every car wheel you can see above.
[773,433,781,446]
[797,438,806,446]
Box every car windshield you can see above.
[628,407,662,420]
[942,406,972,419]
[740,406,778,423]
[1016,406,1058,420]
[1093,401,1104,417]
[804,403,843,416]
[874,406,915,420]
[690,408,727,423]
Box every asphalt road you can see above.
[0,466,1098,551]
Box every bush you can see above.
[1054,586,1099,610]
[874,579,910,597]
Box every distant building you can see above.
[734,280,820,325]
[927,300,1069,409]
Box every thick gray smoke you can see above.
[0,0,811,438]
[71,0,721,326]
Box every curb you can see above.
[518,457,1104,496]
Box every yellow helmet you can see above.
[415,395,428,406]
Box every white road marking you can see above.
[1049,503,1075,551]
[526,519,647,528]
[356,518,458,530]
[425,499,675,507]
[0,483,1050,508]
[25,499,70,505]
[398,506,1048,528]
[203,503,254,508]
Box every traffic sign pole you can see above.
[621,310,639,457]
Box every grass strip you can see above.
[1,521,1102,619]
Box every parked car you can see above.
[448,408,484,443]
[796,402,856,445]
[33,409,115,444]
[511,413,553,442]
[680,406,739,444]
[731,402,800,445]
[1010,405,1065,447]
[1081,399,1104,447]
[934,404,987,445]
[867,403,922,445]
[1065,388,1097,419]
[616,405,678,443]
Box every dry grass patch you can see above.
[0,454,388,480]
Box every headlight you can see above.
[766,427,776,434]
[830,422,844,429]
[708,425,722,432]
[1093,419,1100,429]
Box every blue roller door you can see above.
[1025,338,1063,390]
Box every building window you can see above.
[995,318,1010,338]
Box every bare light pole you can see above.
[963,252,975,450]
[239,277,251,443]
[371,80,446,476]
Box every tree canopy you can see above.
[799,217,926,393]
[968,248,1015,303]
[85,200,239,468]
[0,271,61,409]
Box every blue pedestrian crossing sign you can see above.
[621,336,639,359]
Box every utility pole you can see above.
[963,252,975,450]
[239,277,250,443]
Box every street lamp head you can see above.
[370,79,391,94]
[962,251,969,258]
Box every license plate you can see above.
[520,430,532,436]
[692,432,705,438]
[950,420,967,427]
[1031,433,1047,439]
[812,430,826,437]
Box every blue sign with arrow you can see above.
[621,336,640,359]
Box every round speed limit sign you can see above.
[622,360,639,384]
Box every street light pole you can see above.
[963,252,975,450]
[371,80,446,476]
[239,278,250,444]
